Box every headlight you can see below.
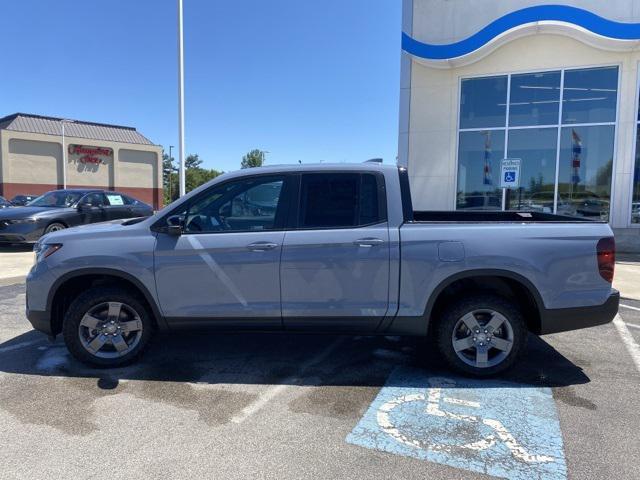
[8,218,37,224]
[33,242,62,263]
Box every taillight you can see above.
[596,237,615,283]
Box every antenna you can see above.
[365,158,383,163]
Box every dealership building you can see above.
[0,113,163,209]
[399,1,640,251]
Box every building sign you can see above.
[69,144,113,165]
[500,158,521,189]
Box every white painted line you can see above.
[230,338,345,424]
[613,315,640,373]
[625,323,640,330]
[620,303,640,312]
[443,397,481,408]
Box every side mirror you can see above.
[78,203,93,211]
[166,215,184,236]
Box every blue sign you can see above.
[504,171,516,183]
[347,367,567,480]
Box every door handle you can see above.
[247,242,279,251]
[353,238,384,247]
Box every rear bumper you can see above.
[539,290,619,335]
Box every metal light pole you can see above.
[168,145,174,201]
[177,0,186,197]
[60,119,74,189]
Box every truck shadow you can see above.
[0,329,589,390]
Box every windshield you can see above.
[28,191,84,208]
[0,196,10,206]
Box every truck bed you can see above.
[411,210,597,223]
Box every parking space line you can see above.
[230,338,345,424]
[0,339,41,353]
[625,323,640,330]
[620,303,640,312]
[613,315,640,373]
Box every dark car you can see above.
[10,194,37,206]
[0,196,13,209]
[0,189,153,244]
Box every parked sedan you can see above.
[0,189,153,244]
[0,196,13,208]
[10,194,37,206]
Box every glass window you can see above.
[30,191,85,208]
[299,173,382,228]
[457,130,505,210]
[509,71,561,127]
[558,125,615,221]
[180,176,285,233]
[457,67,618,220]
[81,193,107,207]
[633,129,640,224]
[506,128,558,212]
[460,76,508,129]
[562,67,618,124]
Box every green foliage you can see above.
[162,152,222,206]
[241,149,265,169]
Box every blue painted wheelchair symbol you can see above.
[504,171,516,183]
[347,367,567,480]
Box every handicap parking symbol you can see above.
[504,171,516,183]
[346,367,567,480]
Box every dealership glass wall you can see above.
[633,91,640,224]
[457,66,618,220]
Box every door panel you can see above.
[154,231,284,324]
[280,223,390,330]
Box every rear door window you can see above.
[298,173,384,229]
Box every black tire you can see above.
[44,222,66,234]
[434,294,527,377]
[62,286,154,367]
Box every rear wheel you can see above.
[435,295,527,377]
[63,286,154,367]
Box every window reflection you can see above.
[460,76,508,129]
[457,131,505,210]
[509,71,560,127]
[506,128,558,212]
[562,67,618,124]
[558,126,614,221]
[634,128,640,224]
[457,67,618,220]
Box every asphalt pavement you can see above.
[0,282,639,480]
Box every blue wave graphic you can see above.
[402,5,640,60]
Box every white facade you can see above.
[400,0,640,251]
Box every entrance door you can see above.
[154,174,291,327]
[281,172,390,331]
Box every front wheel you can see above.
[63,286,154,367]
[435,295,527,377]
[44,222,66,234]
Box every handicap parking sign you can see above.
[501,158,521,188]
[347,366,566,480]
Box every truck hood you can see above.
[40,218,135,243]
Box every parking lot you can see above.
[0,267,639,479]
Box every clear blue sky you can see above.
[0,0,401,172]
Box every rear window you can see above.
[298,173,384,229]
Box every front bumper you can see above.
[0,222,44,243]
[26,308,53,336]
[539,290,619,335]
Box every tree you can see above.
[241,149,265,169]
[163,151,223,206]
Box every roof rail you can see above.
[364,158,383,163]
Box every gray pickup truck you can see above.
[26,163,619,376]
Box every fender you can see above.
[423,268,546,320]
[47,267,169,330]
[384,269,545,336]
